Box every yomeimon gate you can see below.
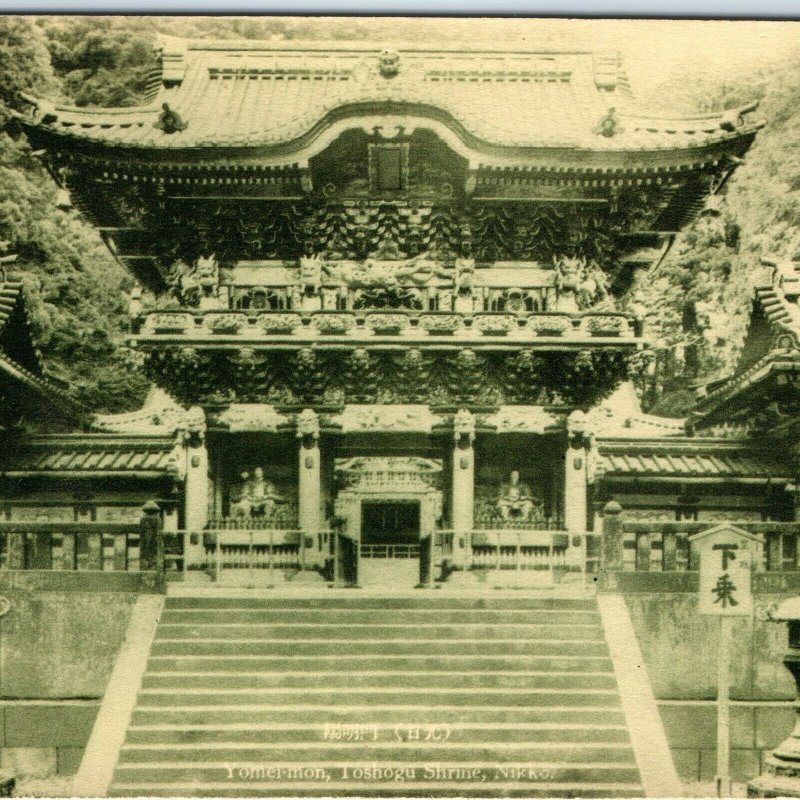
[10,40,800,798]
[13,42,767,588]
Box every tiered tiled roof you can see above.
[0,278,81,422]
[585,384,793,484]
[0,435,181,478]
[595,439,792,482]
[0,281,23,333]
[16,43,762,168]
[692,259,800,428]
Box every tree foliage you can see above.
[0,17,148,415]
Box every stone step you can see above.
[147,654,613,673]
[141,670,617,690]
[165,597,597,611]
[150,639,607,657]
[117,743,637,764]
[125,723,632,746]
[109,780,644,797]
[136,687,621,708]
[130,705,627,726]
[112,762,641,786]
[159,608,600,625]
[154,623,605,641]
[107,594,646,798]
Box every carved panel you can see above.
[144,346,633,409]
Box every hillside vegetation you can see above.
[0,16,798,416]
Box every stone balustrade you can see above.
[602,507,800,573]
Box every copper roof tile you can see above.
[0,438,177,476]
[598,444,790,480]
[19,46,762,156]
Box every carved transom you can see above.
[334,457,442,493]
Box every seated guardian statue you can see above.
[232,467,284,519]
[497,470,537,521]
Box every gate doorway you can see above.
[359,501,421,586]
[361,501,420,556]
[333,457,443,588]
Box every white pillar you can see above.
[184,440,209,532]
[452,409,475,569]
[564,410,589,571]
[564,410,589,533]
[181,408,209,571]
[297,409,322,568]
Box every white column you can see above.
[297,409,322,568]
[564,410,589,533]
[452,409,475,569]
[184,440,209,532]
[181,409,209,571]
[564,410,589,571]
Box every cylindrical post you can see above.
[333,531,340,586]
[564,412,589,534]
[716,616,732,798]
[139,501,165,593]
[248,528,254,587]
[417,533,432,588]
[451,411,475,571]
[601,501,625,571]
[297,410,322,569]
[268,527,275,588]
[182,413,209,571]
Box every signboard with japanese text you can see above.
[691,525,758,617]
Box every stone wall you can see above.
[658,701,793,783]
[618,573,800,783]
[0,702,99,777]
[0,573,140,777]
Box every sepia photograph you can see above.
[0,13,799,798]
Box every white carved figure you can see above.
[297,408,320,440]
[196,254,218,291]
[453,408,475,442]
[232,467,283,518]
[497,470,536,521]
[299,255,323,291]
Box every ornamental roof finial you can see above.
[155,103,188,134]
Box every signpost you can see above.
[690,525,760,798]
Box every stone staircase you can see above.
[109,596,644,797]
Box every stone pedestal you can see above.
[451,409,475,570]
[599,500,625,589]
[749,598,800,797]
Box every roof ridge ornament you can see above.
[155,103,187,134]
[379,50,400,79]
[595,107,624,138]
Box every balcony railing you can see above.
[206,513,300,531]
[135,309,638,345]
